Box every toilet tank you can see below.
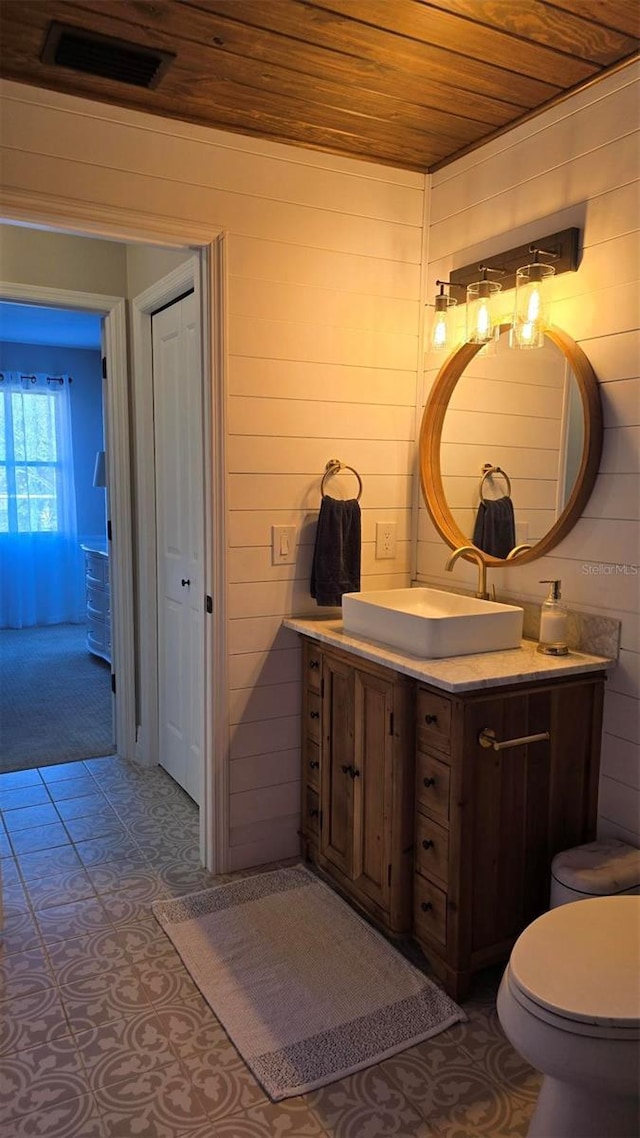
[550,839,640,907]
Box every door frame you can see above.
[131,252,228,866]
[0,197,229,874]
[0,278,136,762]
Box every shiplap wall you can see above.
[0,79,424,869]
[418,63,640,846]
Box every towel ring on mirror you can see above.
[480,464,511,500]
[321,459,363,501]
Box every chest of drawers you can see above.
[81,545,111,664]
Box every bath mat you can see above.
[152,863,465,1101]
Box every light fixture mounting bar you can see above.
[449,227,580,294]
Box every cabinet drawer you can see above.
[87,617,110,656]
[87,584,110,618]
[304,787,321,842]
[417,689,452,755]
[305,645,322,694]
[416,752,451,822]
[85,553,108,586]
[414,876,447,947]
[415,814,449,886]
[306,692,322,742]
[305,740,321,791]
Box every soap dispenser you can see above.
[537,580,569,656]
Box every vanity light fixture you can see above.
[447,227,580,347]
[466,267,503,345]
[510,248,556,349]
[429,280,459,351]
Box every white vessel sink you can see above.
[342,588,524,659]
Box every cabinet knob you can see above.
[309,760,320,769]
[423,776,436,788]
[309,809,319,819]
[309,659,319,670]
[421,901,433,913]
[341,764,353,776]
[424,714,438,725]
[181,578,191,587]
[310,711,320,719]
[422,839,434,850]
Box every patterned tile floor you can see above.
[0,756,541,1137]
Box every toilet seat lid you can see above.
[510,896,640,1027]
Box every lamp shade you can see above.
[511,262,555,348]
[466,279,501,344]
[93,450,106,488]
[431,294,457,351]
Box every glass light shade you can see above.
[431,295,457,351]
[511,262,555,349]
[466,280,501,344]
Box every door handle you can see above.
[181,578,191,587]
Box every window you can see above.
[0,373,71,534]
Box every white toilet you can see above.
[497,895,640,1137]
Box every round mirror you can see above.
[419,324,603,566]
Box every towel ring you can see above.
[321,459,363,501]
[480,464,511,500]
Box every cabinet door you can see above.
[351,668,394,914]
[320,654,356,878]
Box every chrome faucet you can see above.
[445,545,490,599]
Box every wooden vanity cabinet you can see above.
[300,638,415,935]
[414,673,605,1000]
[299,634,605,1001]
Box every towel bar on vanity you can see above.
[480,464,511,500]
[321,459,363,501]
[479,727,551,751]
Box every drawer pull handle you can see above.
[479,727,550,751]
[341,765,360,779]
[309,760,320,769]
[424,714,438,725]
[421,901,433,913]
[310,711,320,719]
[309,659,320,670]
[423,776,436,788]
[422,839,434,850]
[181,578,191,587]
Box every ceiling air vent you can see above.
[41,22,175,89]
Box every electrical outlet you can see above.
[272,524,297,565]
[375,521,397,559]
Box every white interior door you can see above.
[152,291,204,803]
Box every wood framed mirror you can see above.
[419,324,603,566]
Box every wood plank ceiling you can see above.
[0,0,638,172]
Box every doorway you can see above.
[0,222,227,874]
[0,300,114,772]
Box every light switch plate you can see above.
[375,521,397,559]
[272,524,297,565]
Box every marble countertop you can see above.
[283,617,612,693]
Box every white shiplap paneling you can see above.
[418,63,640,844]
[0,78,424,870]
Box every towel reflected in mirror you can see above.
[472,496,516,560]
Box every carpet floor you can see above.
[0,624,114,774]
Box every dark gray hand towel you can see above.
[472,496,516,560]
[310,496,361,606]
